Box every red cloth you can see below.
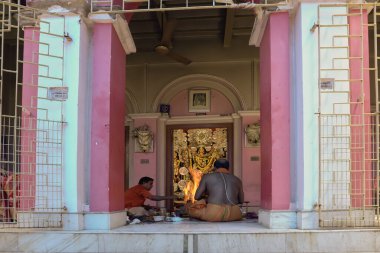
[124,184,152,208]
[0,172,18,222]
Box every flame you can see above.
[183,181,192,203]
[185,165,203,203]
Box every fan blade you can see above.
[161,19,177,45]
[155,45,170,55]
[166,50,192,65]
[154,17,190,65]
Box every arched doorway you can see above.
[148,74,252,209]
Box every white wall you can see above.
[37,13,91,229]
[293,3,351,214]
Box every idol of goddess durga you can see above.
[189,146,218,174]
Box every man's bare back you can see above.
[187,159,244,222]
[194,170,244,205]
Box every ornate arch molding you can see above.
[125,88,140,114]
[152,74,247,112]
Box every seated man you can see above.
[186,159,244,222]
[125,176,173,216]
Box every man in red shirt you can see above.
[125,176,174,216]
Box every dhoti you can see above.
[126,206,149,216]
[186,199,242,222]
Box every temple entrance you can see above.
[165,123,233,211]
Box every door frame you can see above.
[165,122,234,210]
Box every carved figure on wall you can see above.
[245,122,260,146]
[132,124,153,152]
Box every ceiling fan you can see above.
[154,18,192,65]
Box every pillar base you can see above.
[84,211,127,230]
[63,213,85,230]
[296,210,319,229]
[258,209,297,229]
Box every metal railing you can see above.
[90,0,291,13]
[318,3,380,227]
[0,1,65,228]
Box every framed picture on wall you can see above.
[189,89,210,112]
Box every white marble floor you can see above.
[2,219,380,252]
[112,218,276,234]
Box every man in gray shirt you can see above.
[186,159,244,221]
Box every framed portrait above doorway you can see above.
[188,89,210,112]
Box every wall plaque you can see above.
[47,87,68,101]
[320,78,334,90]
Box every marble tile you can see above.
[0,232,19,252]
[293,231,377,253]
[285,232,313,253]
[18,233,99,253]
[112,219,263,234]
[1,220,380,253]
[256,233,287,252]
[197,234,257,253]
[84,211,126,230]
[214,220,267,233]
[341,231,377,252]
[62,213,85,231]
[375,230,380,252]
[197,233,287,253]
[296,211,319,229]
[98,233,184,253]
[259,210,297,229]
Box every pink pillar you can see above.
[19,27,39,210]
[348,9,372,207]
[90,23,126,212]
[260,12,290,210]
